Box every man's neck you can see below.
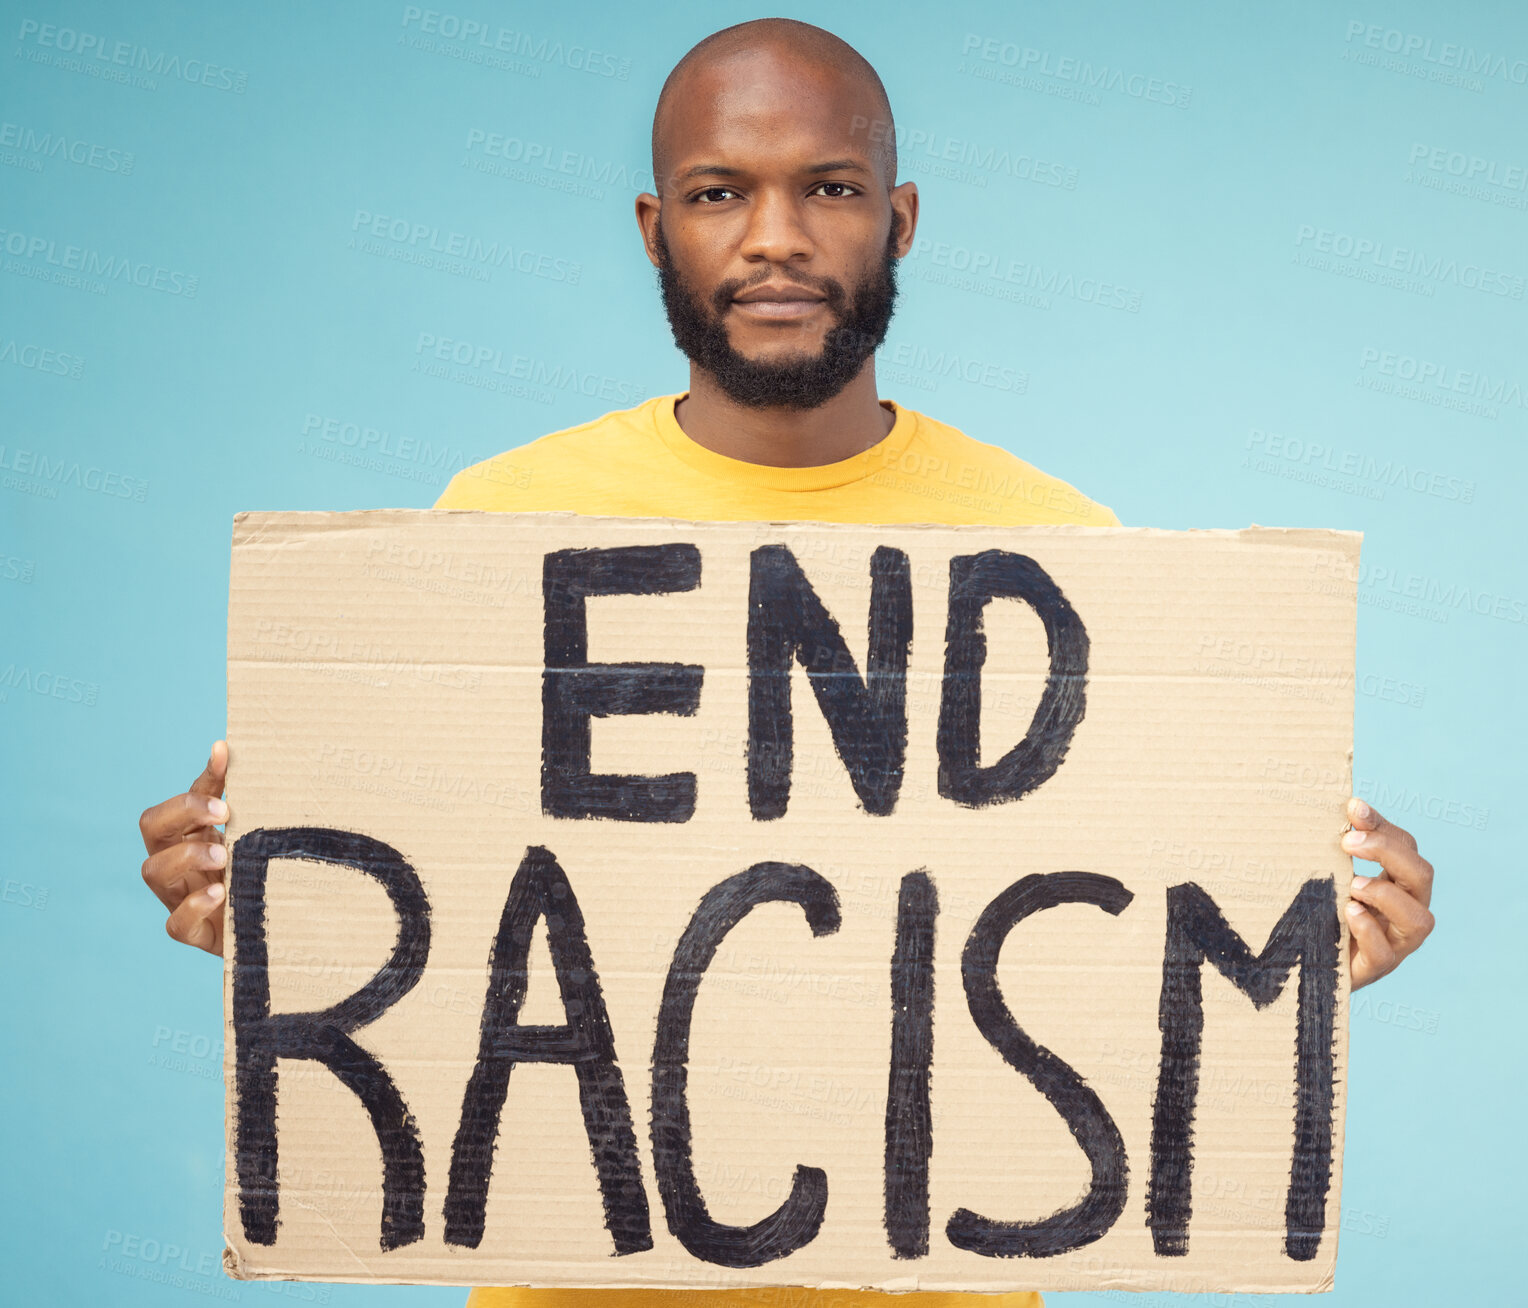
[673,363,894,468]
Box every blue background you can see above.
[2,0,1523,1303]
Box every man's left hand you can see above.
[1342,797,1436,990]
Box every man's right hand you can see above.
[139,740,230,956]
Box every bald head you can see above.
[651,19,897,192]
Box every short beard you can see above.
[654,212,903,411]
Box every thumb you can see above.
[190,739,228,800]
[1346,796,1384,832]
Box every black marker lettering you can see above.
[747,544,912,819]
[543,544,703,821]
[885,870,938,1258]
[937,550,1089,808]
[948,871,1132,1258]
[230,827,429,1250]
[445,846,650,1254]
[651,862,841,1266]
[1147,878,1339,1261]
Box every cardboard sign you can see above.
[221,511,1359,1294]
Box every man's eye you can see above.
[694,187,737,203]
[813,182,858,198]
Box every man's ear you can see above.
[635,193,662,268]
[890,181,919,257]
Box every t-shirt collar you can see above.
[651,391,920,492]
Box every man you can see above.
[137,18,1436,1308]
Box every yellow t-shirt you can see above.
[433,392,1119,1308]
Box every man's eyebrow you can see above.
[677,159,873,181]
[802,158,872,175]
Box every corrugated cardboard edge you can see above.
[231,507,1364,547]
[221,1265,1332,1293]
[221,520,242,1284]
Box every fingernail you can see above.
[1351,799,1372,822]
[208,844,227,868]
[1343,830,1366,848]
[1345,901,1365,917]
[209,799,229,822]
[1351,875,1370,890]
[206,883,225,903]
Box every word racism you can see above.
[222,513,1359,1293]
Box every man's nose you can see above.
[737,190,815,264]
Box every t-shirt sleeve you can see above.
[432,466,484,510]
[431,455,536,510]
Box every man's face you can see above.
[653,211,902,411]
[642,47,916,411]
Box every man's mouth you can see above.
[730,283,828,319]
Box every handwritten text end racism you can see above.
[228,540,1340,1269]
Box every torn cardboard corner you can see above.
[222,512,1360,1292]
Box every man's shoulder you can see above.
[895,403,1122,526]
[432,395,669,509]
